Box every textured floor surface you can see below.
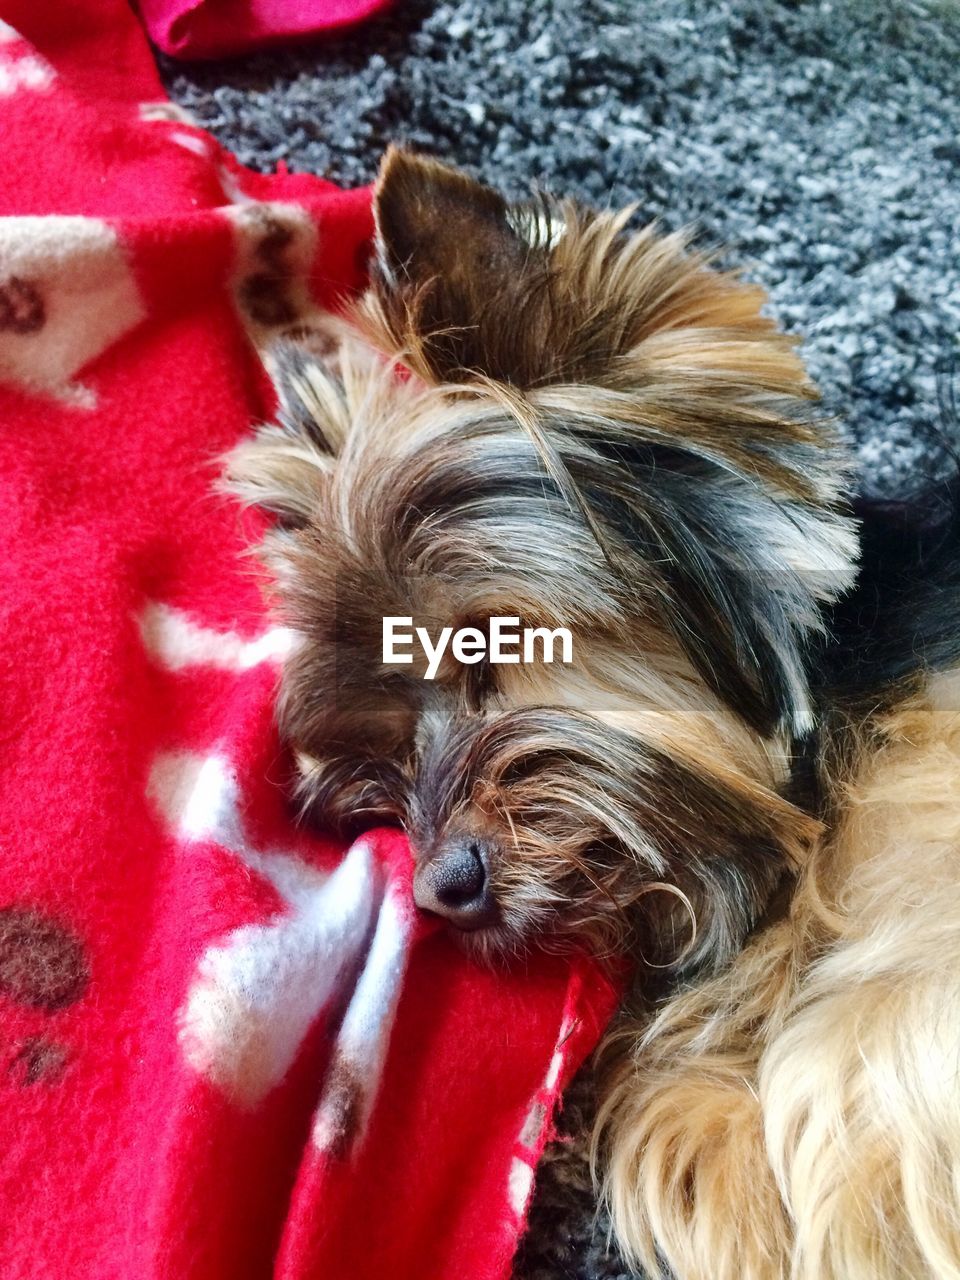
[159,3,960,1275]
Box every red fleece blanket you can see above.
[137,0,392,61]
[0,5,619,1279]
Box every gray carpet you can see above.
[159,2,960,1274]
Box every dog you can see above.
[226,146,960,1278]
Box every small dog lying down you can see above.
[227,147,960,1279]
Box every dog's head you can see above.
[228,149,856,972]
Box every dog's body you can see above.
[226,149,960,1278]
[599,515,960,1279]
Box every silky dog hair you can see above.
[226,150,960,1278]
[228,147,855,974]
[596,515,960,1280]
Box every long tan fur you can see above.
[597,665,960,1280]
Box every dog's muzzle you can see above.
[413,836,499,929]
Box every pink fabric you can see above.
[138,0,393,60]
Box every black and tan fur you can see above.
[226,147,960,1278]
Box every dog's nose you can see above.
[413,838,497,928]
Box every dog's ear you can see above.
[366,146,560,385]
[374,146,529,304]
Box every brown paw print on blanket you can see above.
[0,276,45,334]
[227,202,329,349]
[0,905,89,1084]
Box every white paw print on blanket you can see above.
[142,602,412,1155]
[0,216,146,406]
[0,21,55,97]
